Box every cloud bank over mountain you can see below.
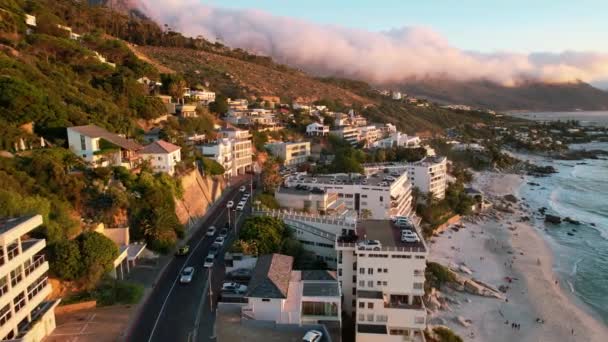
[135,0,608,86]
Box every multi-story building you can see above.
[243,254,341,327]
[201,128,253,177]
[266,142,310,166]
[372,132,421,149]
[336,220,428,342]
[331,126,360,146]
[227,98,249,111]
[358,126,382,147]
[284,166,413,220]
[407,156,448,200]
[67,125,142,169]
[306,123,330,136]
[139,140,181,175]
[185,89,216,104]
[0,215,58,341]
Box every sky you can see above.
[205,0,608,54]
[137,0,608,86]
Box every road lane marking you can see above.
[147,188,241,342]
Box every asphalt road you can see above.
[127,178,254,342]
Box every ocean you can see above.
[512,112,608,325]
[508,110,608,126]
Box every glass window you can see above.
[359,302,365,309]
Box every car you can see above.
[227,200,234,208]
[236,203,245,211]
[357,239,382,250]
[227,268,252,281]
[302,330,323,342]
[391,215,410,223]
[239,185,246,192]
[214,236,225,246]
[219,228,228,238]
[401,230,420,243]
[395,221,414,229]
[206,226,217,236]
[221,282,248,294]
[175,245,190,256]
[180,267,194,283]
[204,255,214,268]
[208,245,219,258]
[242,192,250,199]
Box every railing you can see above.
[336,242,426,253]
[241,307,255,320]
[284,220,336,242]
[14,296,26,313]
[255,209,356,228]
[383,302,425,311]
[24,255,45,277]
[0,307,12,327]
[10,271,22,287]
[27,276,48,301]
[0,283,8,298]
[7,245,19,261]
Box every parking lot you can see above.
[45,305,133,342]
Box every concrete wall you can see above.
[54,301,97,315]
[175,169,227,225]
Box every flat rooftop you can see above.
[338,220,426,252]
[0,215,38,235]
[286,169,406,188]
[217,303,336,342]
[303,282,340,297]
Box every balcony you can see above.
[24,255,45,277]
[384,296,425,311]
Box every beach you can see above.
[427,171,608,341]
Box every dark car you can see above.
[175,245,190,256]
[219,228,228,238]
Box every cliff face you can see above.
[175,169,226,225]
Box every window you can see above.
[367,302,374,309]
[352,275,357,283]
[157,157,162,161]
[367,268,373,275]
[376,314,388,322]
[383,281,388,286]
[361,194,367,198]
[383,268,388,273]
[80,135,86,150]
[353,262,357,271]
[338,268,342,276]
[359,268,365,274]
[367,280,373,288]
[379,196,383,202]
[359,280,365,287]
[390,329,409,336]
[377,268,382,273]
[376,281,382,286]
[352,288,356,295]
[302,301,338,317]
[352,300,356,307]
[358,313,365,322]
[367,313,374,322]
[413,282,424,289]
[359,302,365,309]
[262,299,270,302]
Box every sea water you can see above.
[510,115,608,324]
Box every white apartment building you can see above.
[266,142,310,166]
[408,157,448,200]
[139,140,181,175]
[201,128,253,176]
[243,254,341,327]
[0,215,58,341]
[274,187,346,215]
[185,90,216,104]
[336,220,428,342]
[331,126,360,146]
[372,132,421,149]
[67,125,142,169]
[284,167,413,220]
[306,123,329,136]
[358,126,382,147]
[228,99,249,111]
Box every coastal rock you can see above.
[545,214,562,224]
[454,316,471,327]
[459,265,473,275]
[504,194,518,203]
[564,217,581,225]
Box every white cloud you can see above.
[135,0,608,86]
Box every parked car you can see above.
[357,239,382,250]
[175,245,190,256]
[395,220,414,228]
[221,282,248,294]
[227,268,252,281]
[302,330,323,342]
[239,185,246,192]
[180,267,194,283]
[204,255,214,268]
[236,203,245,211]
[242,192,250,199]
[226,201,234,209]
[206,226,217,236]
[219,228,228,238]
[391,215,410,223]
[401,230,420,243]
[214,236,225,246]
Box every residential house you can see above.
[306,123,330,136]
[178,104,197,118]
[67,125,142,169]
[139,140,181,175]
[266,141,310,166]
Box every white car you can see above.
[226,201,234,209]
[221,282,248,293]
[302,330,323,342]
[204,255,214,268]
[206,226,217,236]
[180,267,194,283]
[391,216,410,223]
[236,203,245,211]
[214,236,225,246]
[242,192,250,199]
[401,230,420,243]
[239,185,246,192]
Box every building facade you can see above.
[284,167,413,220]
[336,220,428,342]
[138,140,181,175]
[201,128,253,177]
[67,125,142,169]
[266,142,311,166]
[407,157,448,200]
[306,123,330,136]
[0,215,58,341]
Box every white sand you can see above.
[427,171,608,341]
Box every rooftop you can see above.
[69,125,143,151]
[246,254,294,299]
[139,140,181,154]
[337,219,426,252]
[286,168,406,188]
[0,215,37,235]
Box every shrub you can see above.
[48,240,83,280]
[426,262,457,289]
[433,327,463,342]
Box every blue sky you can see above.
[206,0,608,53]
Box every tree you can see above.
[261,159,282,192]
[48,240,83,280]
[77,231,119,289]
[201,157,225,175]
[209,94,229,115]
[239,216,286,255]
